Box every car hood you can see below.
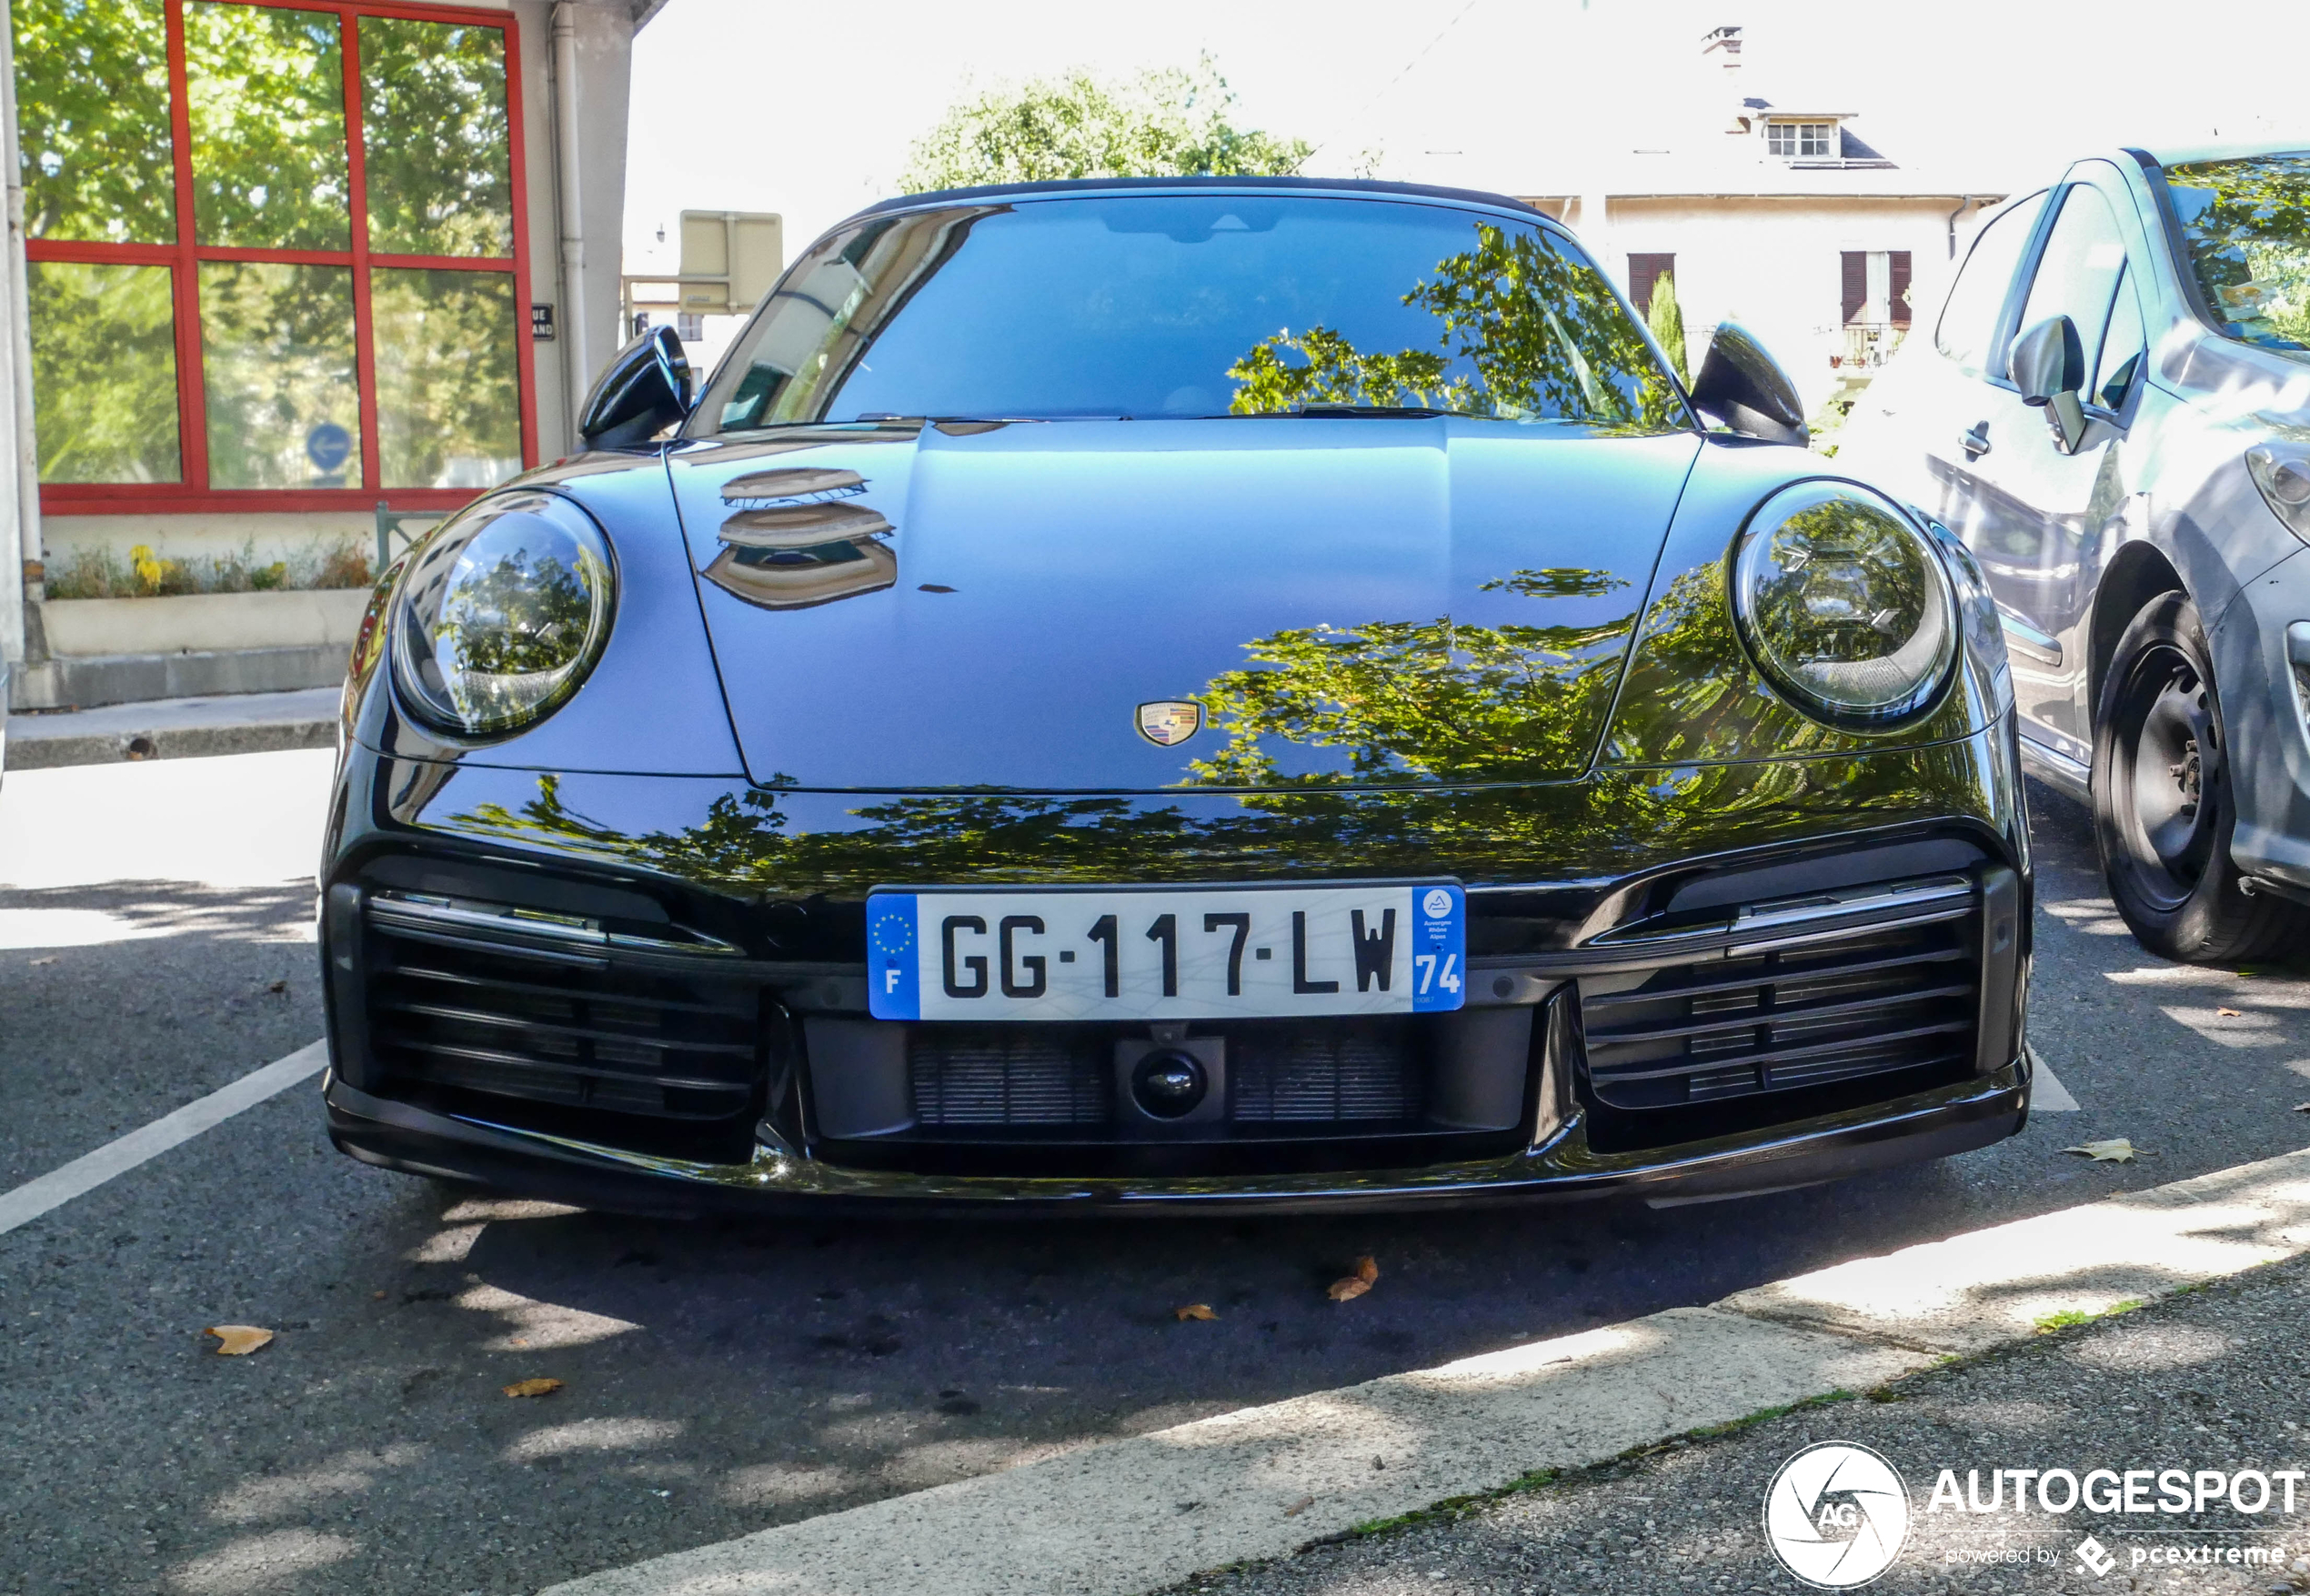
[663,418,1700,792]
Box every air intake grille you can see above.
[366,931,765,1128]
[1579,916,1975,1112]
[1231,1021,1420,1122]
[910,1030,1111,1127]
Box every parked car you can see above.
[1839,142,2310,961]
[319,176,2029,1215]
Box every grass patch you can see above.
[2034,1299,2148,1335]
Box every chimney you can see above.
[1702,24,1743,74]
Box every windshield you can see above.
[689,195,1691,435]
[2164,151,2310,358]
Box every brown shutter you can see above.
[1627,253,1674,316]
[1889,252,1913,326]
[1841,251,1868,325]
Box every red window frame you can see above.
[28,0,537,516]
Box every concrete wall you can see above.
[1550,193,1984,416]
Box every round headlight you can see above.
[1731,482,1955,729]
[391,491,617,736]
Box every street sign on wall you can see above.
[677,212,784,316]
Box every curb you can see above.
[539,1144,2310,1596]
[6,717,336,771]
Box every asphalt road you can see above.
[1,752,2305,1596]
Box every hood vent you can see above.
[702,466,897,611]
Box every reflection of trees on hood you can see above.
[1605,563,1958,774]
[445,749,1987,934]
[1187,567,1634,786]
[2166,154,2310,353]
[1227,224,1687,428]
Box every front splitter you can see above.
[324,1059,2029,1219]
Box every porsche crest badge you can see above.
[1135,700,1203,747]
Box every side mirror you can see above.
[1688,321,1807,447]
[2007,315,2087,454]
[578,325,693,450]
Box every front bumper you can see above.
[320,716,2034,1213]
[325,1058,2029,1217]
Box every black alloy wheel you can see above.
[2091,591,2302,961]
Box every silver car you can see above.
[1841,140,2310,962]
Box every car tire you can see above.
[2091,591,2303,962]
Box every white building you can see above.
[1514,25,2005,416]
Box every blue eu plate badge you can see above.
[868,883,1464,1022]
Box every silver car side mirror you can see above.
[2008,315,2087,455]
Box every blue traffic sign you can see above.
[306,421,353,473]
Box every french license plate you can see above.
[867,883,1466,1021]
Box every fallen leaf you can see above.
[2063,1139,2144,1163]
[503,1378,564,1399]
[1282,1495,1316,1517]
[204,1325,275,1356]
[1354,1255,1380,1285]
[267,979,288,994]
[2216,1007,2244,1018]
[371,1290,387,1300]
[1327,1276,1371,1302]
[1174,1303,1217,1321]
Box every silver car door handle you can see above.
[1962,423,1992,458]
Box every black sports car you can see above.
[320,177,2033,1213]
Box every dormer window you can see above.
[1768,121,1836,158]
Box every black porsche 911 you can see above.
[320,176,2032,1213]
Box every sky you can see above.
[622,0,2310,277]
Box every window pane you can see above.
[198,262,359,487]
[26,261,181,483]
[1933,193,2046,374]
[359,16,512,257]
[2095,265,2146,407]
[13,0,176,243]
[372,268,520,488]
[2017,185,2130,383]
[186,3,348,249]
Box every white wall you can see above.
[1568,195,1983,416]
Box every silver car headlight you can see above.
[391,490,618,737]
[2246,441,2310,540]
[1731,481,1957,729]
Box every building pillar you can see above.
[0,0,40,687]
[547,0,638,438]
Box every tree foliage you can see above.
[13,0,176,244]
[2164,153,2310,353]
[1645,270,1690,384]
[898,57,1310,193]
[1226,224,1688,427]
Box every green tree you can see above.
[1644,270,1690,384]
[13,0,176,243]
[898,56,1310,192]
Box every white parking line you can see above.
[0,1040,327,1237]
[2027,1044,2082,1110]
